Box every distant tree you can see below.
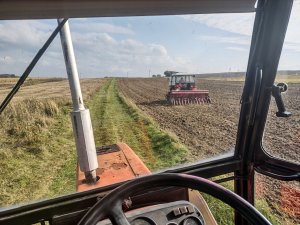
[157,74,161,77]
[164,71,179,77]
[152,75,157,77]
[0,74,17,78]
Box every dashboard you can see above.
[97,201,205,225]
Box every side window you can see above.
[262,1,300,164]
[257,2,300,225]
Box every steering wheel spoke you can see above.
[109,204,131,225]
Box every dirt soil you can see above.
[118,78,243,161]
[118,77,299,224]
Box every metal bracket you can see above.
[271,83,291,117]
[249,66,262,125]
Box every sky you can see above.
[0,1,299,78]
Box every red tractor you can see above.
[166,73,210,105]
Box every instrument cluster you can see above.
[97,201,205,225]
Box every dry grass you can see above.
[202,76,246,82]
[0,77,65,90]
[0,99,73,205]
[274,74,300,83]
[0,78,106,207]
[0,77,106,103]
[202,74,300,83]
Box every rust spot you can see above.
[97,168,105,175]
[76,143,150,192]
[111,162,127,170]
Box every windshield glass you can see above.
[263,1,300,164]
[0,13,254,208]
[176,76,194,83]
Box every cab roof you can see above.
[171,74,196,77]
[0,0,256,20]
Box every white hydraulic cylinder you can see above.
[71,110,98,173]
[58,19,98,183]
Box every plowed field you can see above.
[118,77,299,224]
[118,78,242,161]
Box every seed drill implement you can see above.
[166,73,210,105]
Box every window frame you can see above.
[234,0,299,182]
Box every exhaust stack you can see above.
[58,19,98,184]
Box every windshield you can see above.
[0,12,255,216]
[170,75,196,85]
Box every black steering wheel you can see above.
[78,173,272,225]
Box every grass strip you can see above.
[88,78,188,170]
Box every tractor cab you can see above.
[167,74,210,105]
[169,74,196,91]
[0,0,299,225]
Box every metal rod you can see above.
[0,19,68,114]
[57,19,84,111]
[58,19,98,184]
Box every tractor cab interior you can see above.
[0,0,299,225]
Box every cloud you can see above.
[0,20,53,51]
[181,13,255,36]
[283,0,300,52]
[182,1,300,53]
[0,55,14,64]
[71,33,196,76]
[71,22,134,35]
[0,19,195,77]
[198,35,251,46]
[283,42,300,53]
[226,46,248,52]
[1,3,299,77]
[0,20,66,75]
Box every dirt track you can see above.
[118,77,299,223]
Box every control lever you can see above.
[271,83,291,117]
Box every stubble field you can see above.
[0,77,105,102]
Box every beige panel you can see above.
[188,189,218,225]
